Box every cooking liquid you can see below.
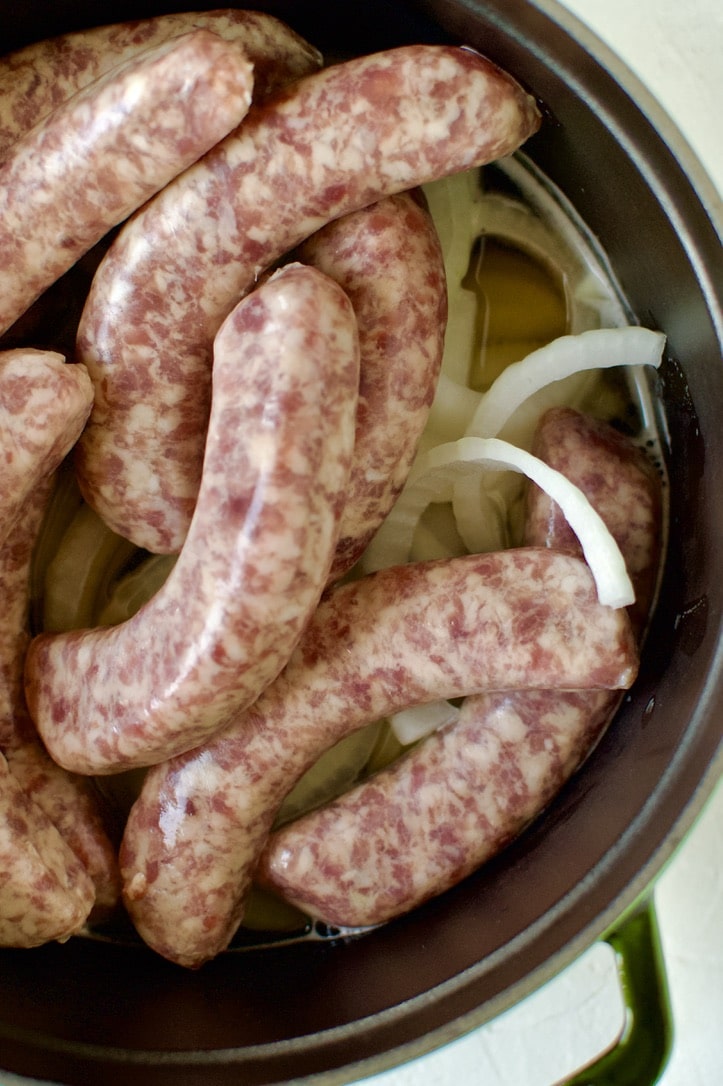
[466,235,568,391]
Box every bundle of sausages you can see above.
[0,10,661,963]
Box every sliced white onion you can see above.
[423,168,636,443]
[423,169,491,386]
[408,501,468,564]
[96,553,176,627]
[466,327,666,441]
[42,504,138,632]
[389,701,461,746]
[451,470,511,555]
[361,436,634,609]
[427,372,483,443]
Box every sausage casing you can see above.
[298,191,448,581]
[0,350,93,545]
[0,752,95,947]
[0,9,321,157]
[120,548,637,966]
[75,43,541,553]
[0,29,254,335]
[26,264,360,774]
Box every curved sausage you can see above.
[259,688,620,927]
[0,350,93,546]
[0,351,93,698]
[25,264,360,775]
[7,743,121,923]
[297,191,448,582]
[0,29,254,336]
[0,751,95,948]
[0,10,321,158]
[120,548,638,967]
[1,484,122,921]
[0,353,119,917]
[259,409,663,928]
[523,406,664,636]
[75,43,542,553]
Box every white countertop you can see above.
[363,1,723,1083]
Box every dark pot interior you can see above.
[0,2,721,1084]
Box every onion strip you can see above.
[361,436,635,609]
[389,701,461,746]
[465,326,666,440]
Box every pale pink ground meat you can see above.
[75,43,541,553]
[0,30,254,335]
[120,548,637,967]
[0,9,321,157]
[26,265,360,775]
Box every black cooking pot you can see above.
[0,2,721,1084]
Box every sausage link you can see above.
[1,485,122,921]
[0,351,93,737]
[260,689,619,927]
[26,264,360,775]
[259,410,663,928]
[0,750,94,948]
[0,9,321,158]
[0,350,93,547]
[297,191,448,582]
[75,44,541,553]
[0,29,254,336]
[0,484,51,752]
[7,741,121,922]
[120,548,637,967]
[0,355,119,916]
[524,406,663,635]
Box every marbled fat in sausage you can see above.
[0,353,119,916]
[0,483,121,920]
[0,9,322,157]
[524,406,663,636]
[259,688,620,927]
[0,751,95,947]
[120,548,637,966]
[297,191,448,582]
[0,29,254,335]
[0,351,93,709]
[75,43,542,553]
[26,265,360,775]
[0,350,93,547]
[259,409,663,928]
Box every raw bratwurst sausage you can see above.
[0,351,120,917]
[75,43,542,553]
[120,548,638,967]
[0,29,254,336]
[0,9,321,157]
[259,409,662,928]
[25,264,360,775]
[0,751,94,948]
[524,406,663,636]
[1,485,122,920]
[297,191,448,582]
[0,349,93,544]
[260,689,622,928]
